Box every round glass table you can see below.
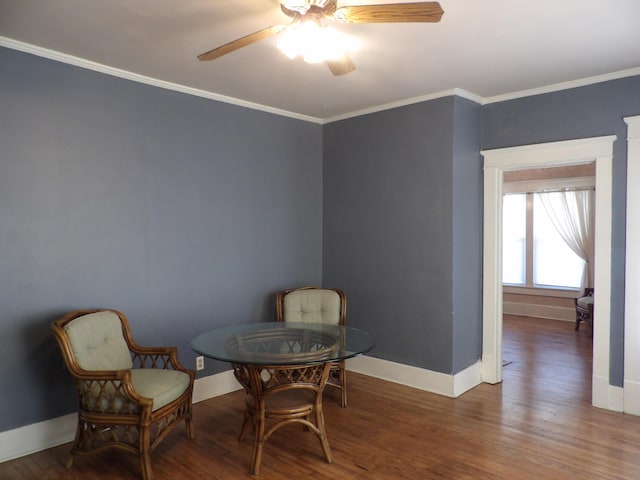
[191,322,375,365]
[191,322,375,474]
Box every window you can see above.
[502,194,526,284]
[503,192,585,289]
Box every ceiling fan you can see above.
[197,1,444,76]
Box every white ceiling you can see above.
[1,0,640,122]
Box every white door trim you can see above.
[481,136,616,410]
[624,115,640,414]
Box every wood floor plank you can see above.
[2,315,640,479]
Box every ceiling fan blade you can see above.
[198,25,285,61]
[326,53,356,76]
[317,0,338,16]
[333,2,443,23]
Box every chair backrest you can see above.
[276,287,346,326]
[58,310,133,371]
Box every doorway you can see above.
[502,164,595,322]
[480,136,615,409]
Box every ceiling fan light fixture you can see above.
[281,0,311,15]
[198,2,443,76]
[277,20,357,64]
[276,26,301,60]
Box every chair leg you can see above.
[340,363,347,408]
[185,415,195,440]
[239,409,252,442]
[65,421,82,469]
[139,425,153,480]
[140,452,153,480]
[314,407,333,464]
[249,411,266,475]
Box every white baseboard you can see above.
[198,359,484,401]
[0,412,77,463]
[503,302,575,322]
[592,374,609,409]
[608,385,624,412]
[0,371,242,463]
[453,361,483,397]
[346,355,482,398]
[624,379,640,415]
[195,359,483,401]
[592,374,624,412]
[192,369,242,403]
[0,359,482,463]
[2,358,629,464]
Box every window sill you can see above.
[503,285,580,298]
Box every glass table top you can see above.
[191,322,375,366]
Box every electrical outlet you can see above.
[196,356,204,371]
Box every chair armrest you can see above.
[73,369,153,414]
[129,344,193,377]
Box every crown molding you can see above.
[482,67,640,105]
[321,88,483,124]
[2,36,639,124]
[0,36,323,125]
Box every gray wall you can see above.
[482,75,640,386]
[323,76,640,382]
[451,98,483,372]
[3,42,638,436]
[323,97,483,374]
[0,47,323,431]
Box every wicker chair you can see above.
[575,288,594,336]
[234,354,334,474]
[275,286,348,407]
[51,309,195,480]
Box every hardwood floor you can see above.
[3,315,640,479]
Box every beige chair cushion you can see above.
[64,311,133,371]
[65,311,189,411]
[131,369,191,410]
[283,289,341,325]
[577,296,594,308]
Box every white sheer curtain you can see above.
[537,189,595,288]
